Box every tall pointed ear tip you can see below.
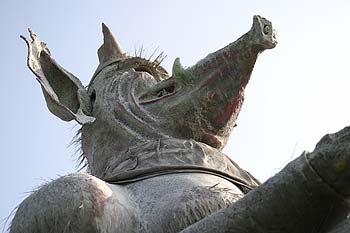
[101,22,110,31]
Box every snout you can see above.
[252,15,278,50]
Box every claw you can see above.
[28,28,37,41]
[20,35,30,46]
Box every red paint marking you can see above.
[193,49,236,77]
[199,65,231,89]
[214,92,243,128]
[201,132,222,149]
[88,181,110,217]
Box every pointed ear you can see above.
[21,29,95,125]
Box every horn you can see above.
[97,23,126,64]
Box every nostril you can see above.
[263,25,269,35]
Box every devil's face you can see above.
[85,15,277,151]
[86,62,232,152]
[86,57,205,148]
[21,15,276,175]
[87,56,229,150]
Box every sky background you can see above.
[1,0,350,231]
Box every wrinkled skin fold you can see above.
[10,15,350,233]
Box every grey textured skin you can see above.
[11,16,350,233]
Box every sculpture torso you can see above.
[125,173,243,232]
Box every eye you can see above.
[139,79,177,104]
[263,25,270,35]
[157,84,175,97]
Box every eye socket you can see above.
[157,84,175,97]
[135,66,154,76]
[263,25,270,35]
[139,79,177,104]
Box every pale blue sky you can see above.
[2,0,350,230]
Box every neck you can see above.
[84,137,213,178]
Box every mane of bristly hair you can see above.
[1,204,18,233]
[68,127,90,172]
[131,45,167,69]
